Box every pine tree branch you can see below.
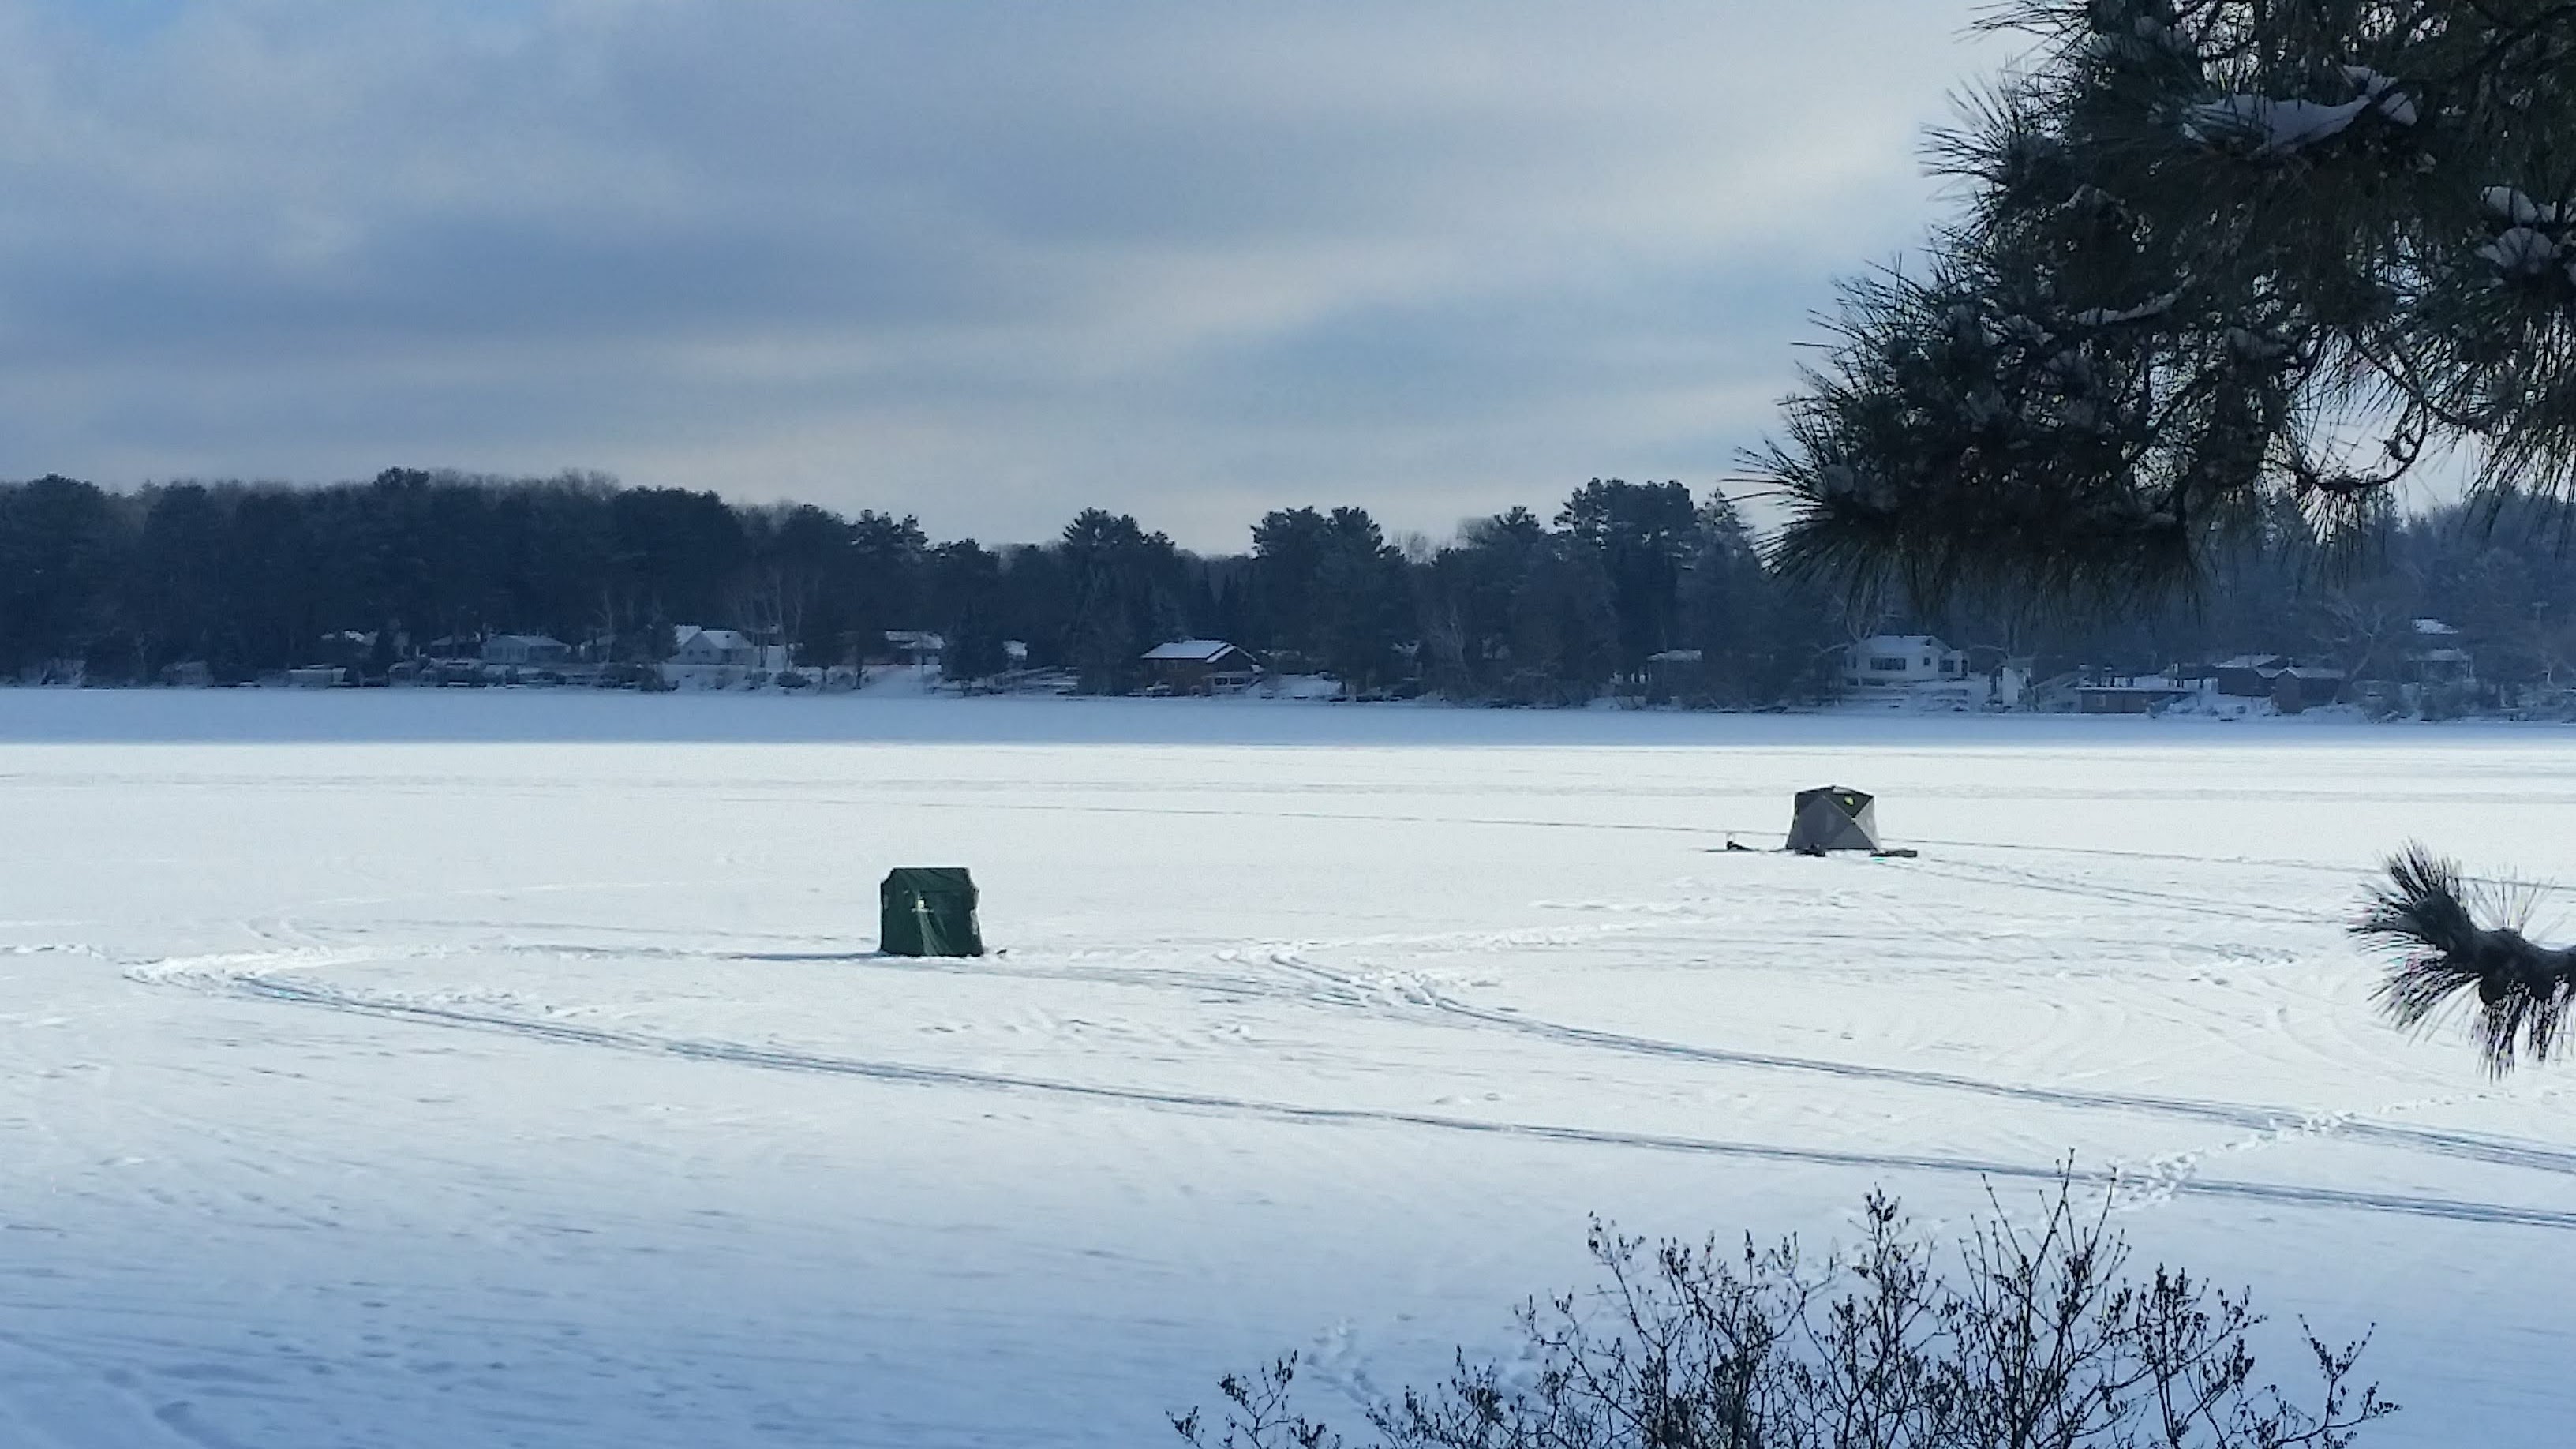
[2353,844,2576,1073]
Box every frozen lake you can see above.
[2,691,2570,1447]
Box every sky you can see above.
[0,1,2013,551]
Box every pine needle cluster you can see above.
[2353,844,2576,1072]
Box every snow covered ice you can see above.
[2,691,2572,1447]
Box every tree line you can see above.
[0,469,1836,701]
[3,466,2574,702]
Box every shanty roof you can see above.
[1141,638,1247,662]
[882,866,977,897]
[1787,784,1882,853]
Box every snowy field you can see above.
[2,691,2572,1447]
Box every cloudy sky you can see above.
[0,1,2009,549]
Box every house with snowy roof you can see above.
[2073,671,2196,714]
[1140,639,1261,695]
[662,624,788,689]
[2210,654,2291,696]
[1646,648,1706,699]
[2405,619,2476,687]
[481,633,570,667]
[1841,635,1968,691]
[882,631,945,667]
[2208,653,2344,710]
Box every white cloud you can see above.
[0,0,2009,548]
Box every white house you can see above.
[1843,635,1970,691]
[671,626,758,665]
[663,625,789,689]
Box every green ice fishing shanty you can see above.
[1785,786,1882,854]
[879,867,985,957]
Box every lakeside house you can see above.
[1842,635,1969,691]
[482,634,570,668]
[883,631,945,668]
[1140,639,1261,695]
[1646,648,1705,699]
[2073,674,2196,713]
[2207,653,2346,711]
[663,625,789,690]
[2405,619,2476,687]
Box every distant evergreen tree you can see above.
[1249,505,1410,687]
[1679,492,1787,703]
[925,540,1009,684]
[745,504,859,665]
[0,476,123,679]
[1556,478,1697,680]
[609,486,747,631]
[844,511,929,662]
[1508,527,1619,705]
[942,614,1009,686]
[1248,506,1333,668]
[1311,513,1411,691]
[1418,507,1547,700]
[1060,508,1185,693]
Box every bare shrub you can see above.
[1174,1176,2391,1449]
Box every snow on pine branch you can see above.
[2182,68,2416,156]
[2474,188,2576,287]
[2482,188,2567,227]
[2072,290,2181,327]
[2477,227,2569,282]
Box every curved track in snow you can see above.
[127,956,2576,1234]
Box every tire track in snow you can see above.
[1258,951,2576,1182]
[148,964,2576,1234]
[173,915,2576,1189]
[174,924,2576,1188]
[1895,859,2317,925]
[212,928,1354,1008]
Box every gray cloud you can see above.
[0,0,2007,549]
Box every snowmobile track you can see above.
[193,969,2576,1235]
[1254,950,2576,1181]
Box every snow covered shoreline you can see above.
[3,683,2569,747]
